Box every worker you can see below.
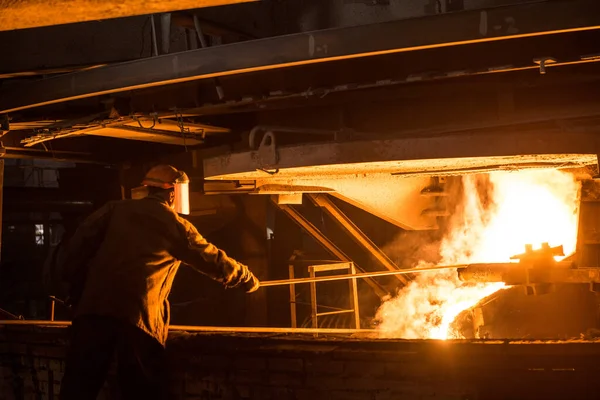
[58,165,260,400]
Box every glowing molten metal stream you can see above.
[376,169,580,339]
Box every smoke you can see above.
[375,169,580,339]
[376,174,501,339]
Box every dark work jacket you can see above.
[59,195,254,345]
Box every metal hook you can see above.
[533,57,556,75]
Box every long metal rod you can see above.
[316,310,355,317]
[171,325,374,334]
[260,264,467,287]
[0,320,374,334]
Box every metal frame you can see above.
[273,199,387,298]
[309,194,409,285]
[2,0,600,113]
[308,262,360,330]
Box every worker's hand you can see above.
[243,274,260,293]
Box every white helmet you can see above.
[142,165,190,215]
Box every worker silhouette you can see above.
[58,165,260,400]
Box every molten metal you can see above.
[376,169,580,340]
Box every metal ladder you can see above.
[288,261,360,330]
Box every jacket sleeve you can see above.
[172,217,257,289]
[60,202,115,290]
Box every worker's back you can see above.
[75,196,185,344]
[59,165,258,400]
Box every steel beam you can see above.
[274,200,388,298]
[204,130,600,180]
[308,194,409,285]
[0,0,257,31]
[1,146,110,164]
[1,0,599,113]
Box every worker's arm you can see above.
[59,201,116,303]
[173,217,260,292]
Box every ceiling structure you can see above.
[0,0,599,171]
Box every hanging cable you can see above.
[176,111,189,152]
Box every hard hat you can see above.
[142,165,190,215]
[142,165,189,188]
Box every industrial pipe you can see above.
[457,262,600,285]
[457,263,515,283]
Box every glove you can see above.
[243,274,260,293]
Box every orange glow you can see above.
[376,169,580,339]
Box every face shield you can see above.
[173,171,190,215]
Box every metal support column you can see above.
[274,198,387,298]
[161,13,172,54]
[150,15,160,56]
[309,267,318,330]
[349,263,360,329]
[288,264,297,328]
[193,15,225,100]
[49,298,55,321]
[308,194,410,285]
[576,179,600,269]
[0,159,4,263]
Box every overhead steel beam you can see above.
[1,147,109,164]
[274,199,388,298]
[308,194,410,285]
[0,0,257,31]
[204,130,600,180]
[1,0,599,113]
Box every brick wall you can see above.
[2,325,600,400]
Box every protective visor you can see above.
[173,181,190,215]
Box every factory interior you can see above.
[2,0,600,398]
